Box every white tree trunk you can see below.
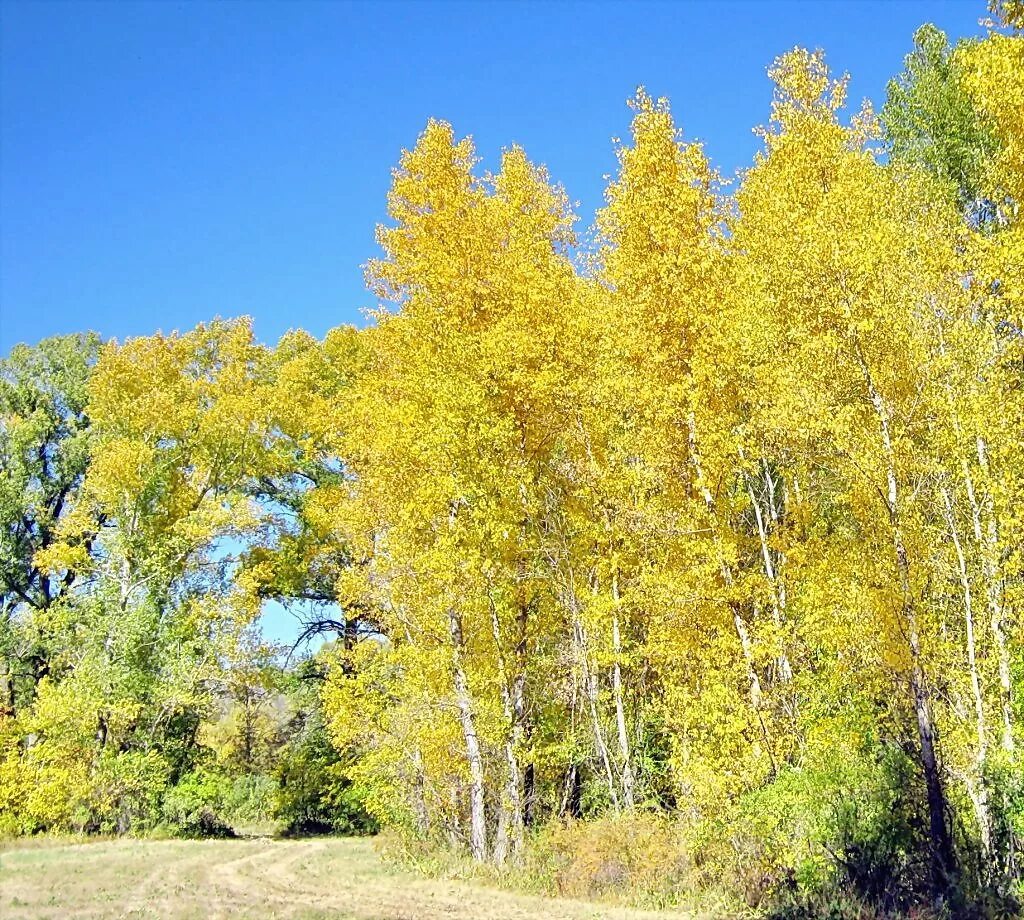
[941,484,991,855]
[974,437,1014,753]
[611,571,635,809]
[449,610,487,861]
[860,354,955,892]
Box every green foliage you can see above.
[719,747,926,914]
[224,772,278,826]
[274,712,376,837]
[0,333,100,716]
[881,24,998,207]
[160,768,236,838]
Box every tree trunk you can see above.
[583,626,620,811]
[973,437,1014,753]
[523,762,536,827]
[688,416,765,714]
[862,359,956,895]
[448,610,487,861]
[941,484,991,856]
[610,572,635,809]
[487,594,528,863]
[743,459,794,687]
[506,669,526,858]
[559,762,582,818]
[571,593,619,810]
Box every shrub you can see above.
[225,772,277,826]
[160,769,235,838]
[85,749,170,834]
[687,743,934,916]
[273,723,375,836]
[524,813,689,907]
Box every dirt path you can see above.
[0,836,693,919]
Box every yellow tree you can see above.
[958,22,1023,760]
[323,121,580,862]
[731,49,975,892]
[587,90,795,817]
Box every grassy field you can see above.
[0,836,696,919]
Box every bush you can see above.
[84,750,170,834]
[160,769,235,838]
[273,723,375,836]
[524,813,689,907]
[224,773,277,826]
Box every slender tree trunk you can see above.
[610,571,635,809]
[939,321,1015,755]
[974,437,1014,753]
[506,670,526,857]
[941,484,992,855]
[411,748,429,837]
[559,762,582,818]
[558,639,582,820]
[743,460,794,687]
[491,699,523,865]
[577,615,619,811]
[564,572,620,810]
[448,610,487,861]
[523,762,536,827]
[689,416,765,713]
[861,360,956,894]
[487,594,528,863]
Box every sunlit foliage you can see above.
[0,7,1021,915]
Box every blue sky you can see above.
[0,0,987,644]
[1,0,987,356]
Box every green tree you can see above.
[882,24,998,209]
[0,333,101,715]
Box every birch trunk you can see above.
[743,460,794,686]
[487,596,527,863]
[941,484,992,855]
[576,614,620,811]
[448,610,487,861]
[688,415,764,712]
[610,571,635,809]
[860,357,956,893]
[974,437,1014,753]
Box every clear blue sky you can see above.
[1,0,987,355]
[0,0,987,645]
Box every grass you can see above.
[0,835,700,919]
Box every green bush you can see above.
[225,773,277,826]
[160,769,235,838]
[677,739,932,912]
[273,723,375,836]
[85,750,170,835]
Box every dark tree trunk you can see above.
[523,762,536,827]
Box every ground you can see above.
[0,836,694,919]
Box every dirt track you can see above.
[0,836,694,919]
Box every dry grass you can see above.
[0,835,698,919]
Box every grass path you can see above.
[0,836,693,919]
